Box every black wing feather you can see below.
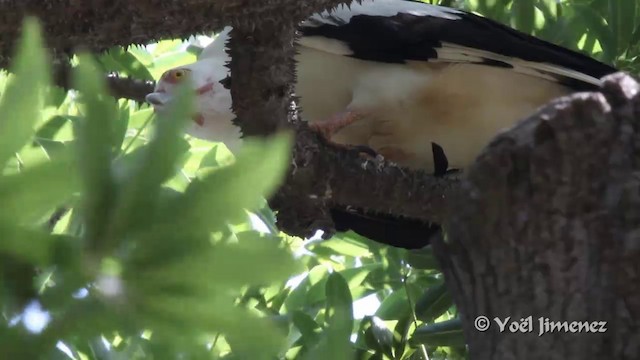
[301,3,617,90]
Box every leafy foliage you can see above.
[0,1,638,359]
[1,18,298,360]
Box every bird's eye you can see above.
[165,69,190,83]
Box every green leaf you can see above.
[107,80,193,239]
[616,0,637,53]
[312,235,373,258]
[170,133,292,232]
[72,54,119,249]
[512,0,535,34]
[305,272,354,360]
[268,287,291,313]
[33,139,67,159]
[128,46,154,67]
[306,264,381,305]
[292,311,322,345]
[285,265,327,312]
[34,115,71,141]
[0,222,54,265]
[405,247,440,270]
[414,282,453,322]
[375,290,411,321]
[113,102,130,151]
[410,318,465,347]
[134,232,300,289]
[325,272,355,357]
[140,295,287,358]
[361,316,394,359]
[99,47,155,81]
[0,156,78,224]
[0,17,50,168]
[574,4,616,62]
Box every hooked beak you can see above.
[146,91,205,127]
[145,92,172,109]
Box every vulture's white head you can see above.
[145,28,242,152]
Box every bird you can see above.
[145,0,617,248]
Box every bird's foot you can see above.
[310,110,380,159]
[309,110,366,139]
[346,144,380,158]
[321,141,381,160]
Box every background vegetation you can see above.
[0,0,638,359]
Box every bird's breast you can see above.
[293,46,571,172]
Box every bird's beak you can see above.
[145,92,172,110]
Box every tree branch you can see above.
[432,73,640,359]
[0,0,353,69]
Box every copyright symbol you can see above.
[474,316,490,332]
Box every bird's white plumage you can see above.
[303,0,461,27]
[146,0,612,172]
[199,27,232,60]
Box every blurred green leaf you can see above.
[141,296,287,357]
[170,132,292,232]
[134,232,300,290]
[73,54,119,251]
[0,156,78,224]
[0,17,50,168]
[0,222,53,265]
[106,79,192,241]
[512,0,535,34]
[34,115,71,141]
[574,4,616,61]
[99,47,155,81]
[113,102,130,151]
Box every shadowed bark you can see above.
[432,73,640,359]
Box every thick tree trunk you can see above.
[432,73,640,359]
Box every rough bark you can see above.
[0,0,352,67]
[432,73,640,359]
